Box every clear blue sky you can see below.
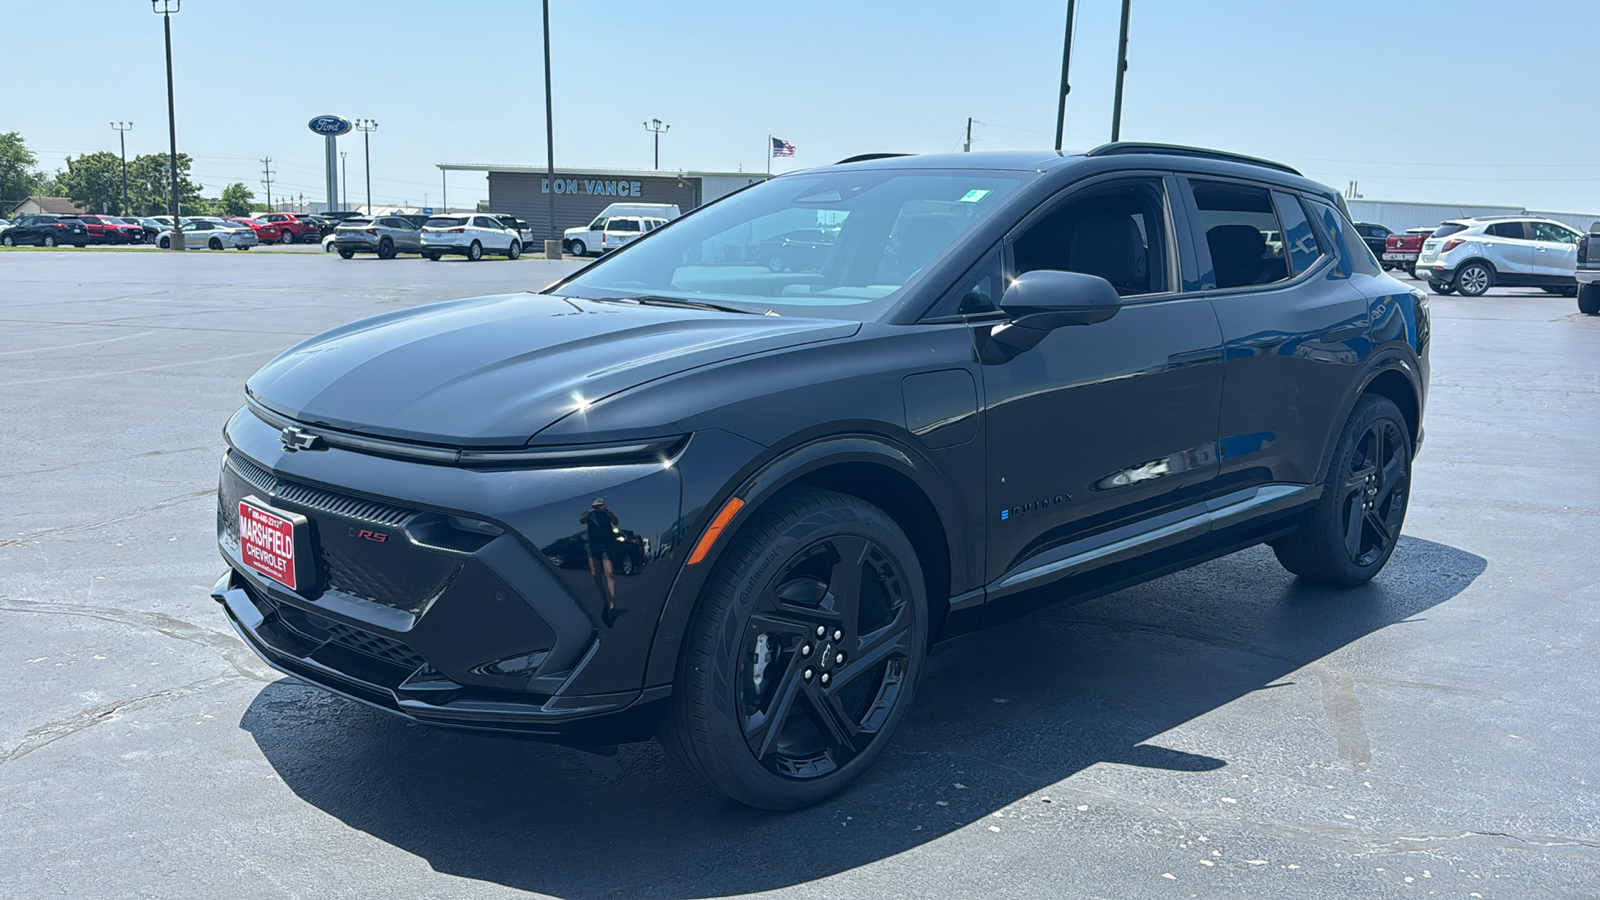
[8,0,1598,212]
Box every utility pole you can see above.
[964,117,972,152]
[260,157,274,213]
[542,0,559,252]
[111,122,132,214]
[1053,0,1078,151]
[153,0,183,249]
[340,151,347,210]
[1110,0,1132,142]
[354,119,378,213]
[644,119,670,169]
[441,168,447,213]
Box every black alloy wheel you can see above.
[337,248,355,260]
[377,238,395,259]
[157,236,170,249]
[467,241,482,261]
[1454,261,1493,297]
[767,255,786,273]
[661,488,926,809]
[1273,396,1411,585]
[208,237,223,251]
[1427,281,1454,295]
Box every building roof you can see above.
[9,196,86,216]
[437,163,766,179]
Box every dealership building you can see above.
[436,164,769,237]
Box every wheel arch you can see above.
[1315,353,1424,480]
[641,434,965,688]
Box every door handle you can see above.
[1165,348,1222,367]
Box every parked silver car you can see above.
[332,216,423,259]
[1416,216,1581,296]
[156,219,259,250]
[420,214,522,261]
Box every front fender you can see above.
[638,430,969,690]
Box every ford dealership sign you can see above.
[307,115,352,137]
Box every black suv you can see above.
[212,144,1429,809]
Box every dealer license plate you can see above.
[238,497,304,590]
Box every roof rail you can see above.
[834,153,913,165]
[1085,142,1301,176]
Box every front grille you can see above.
[228,453,414,527]
[255,588,427,673]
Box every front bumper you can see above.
[211,407,687,743]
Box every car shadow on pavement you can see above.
[241,536,1484,899]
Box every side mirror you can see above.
[990,270,1122,353]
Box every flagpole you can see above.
[766,135,771,176]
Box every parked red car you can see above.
[255,213,321,243]
[227,217,285,243]
[69,214,144,244]
[1382,227,1436,279]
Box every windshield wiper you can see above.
[625,296,774,316]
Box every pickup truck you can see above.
[1383,226,1436,278]
[1578,221,1600,315]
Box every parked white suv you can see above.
[420,214,522,261]
[563,203,681,257]
[1416,216,1581,297]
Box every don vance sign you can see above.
[541,179,646,197]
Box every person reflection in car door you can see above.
[581,498,625,626]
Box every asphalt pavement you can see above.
[1,250,1597,899]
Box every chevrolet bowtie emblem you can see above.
[279,426,323,452]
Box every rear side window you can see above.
[1272,191,1322,275]
[1309,199,1381,277]
[426,217,464,228]
[1191,181,1290,289]
[471,216,497,229]
[1487,221,1527,239]
[609,219,641,232]
[1432,223,1468,238]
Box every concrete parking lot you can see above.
[1,250,1597,898]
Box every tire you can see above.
[767,255,786,273]
[467,241,482,261]
[1406,267,1418,280]
[337,249,355,259]
[237,245,251,250]
[1579,283,1600,315]
[208,238,223,251]
[42,235,56,248]
[1426,280,1454,295]
[1,234,13,247]
[158,237,170,250]
[376,238,395,260]
[424,251,441,261]
[507,240,521,260]
[1453,261,1493,297]
[75,243,87,248]
[569,239,586,257]
[280,231,293,244]
[658,487,928,809]
[1272,396,1411,586]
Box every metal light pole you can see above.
[153,0,183,248]
[1110,0,1132,142]
[644,118,669,169]
[340,151,347,210]
[354,119,378,213]
[111,122,132,214]
[1053,0,1077,151]
[542,0,559,256]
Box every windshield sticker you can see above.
[958,189,992,203]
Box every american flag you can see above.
[771,137,796,158]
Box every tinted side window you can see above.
[1012,178,1168,296]
[1487,221,1525,239]
[1272,191,1322,275]
[1310,199,1381,277]
[923,247,1001,318]
[610,219,641,232]
[1191,181,1290,289]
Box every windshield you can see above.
[425,216,465,228]
[1431,223,1468,238]
[558,170,1024,318]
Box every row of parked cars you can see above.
[0,210,357,248]
[1351,217,1594,303]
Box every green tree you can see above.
[127,152,204,216]
[57,151,125,214]
[218,182,254,216]
[0,131,44,209]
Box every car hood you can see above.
[246,293,859,446]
